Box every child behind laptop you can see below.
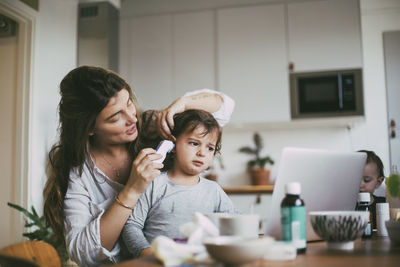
[357,150,386,230]
[122,109,236,258]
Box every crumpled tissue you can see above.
[151,212,219,266]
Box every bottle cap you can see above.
[285,182,301,195]
[358,192,370,202]
[376,203,389,214]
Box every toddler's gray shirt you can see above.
[122,172,236,258]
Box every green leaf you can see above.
[23,232,41,241]
[263,156,274,165]
[7,202,31,216]
[25,222,36,228]
[34,216,46,229]
[8,202,43,226]
[247,160,257,169]
[239,132,274,170]
[31,206,39,218]
[253,133,263,150]
[239,147,256,154]
[8,202,69,262]
[386,174,400,198]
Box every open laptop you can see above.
[264,147,367,241]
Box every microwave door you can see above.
[341,74,357,111]
[298,76,339,113]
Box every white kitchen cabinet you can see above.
[217,4,290,124]
[173,11,216,97]
[287,0,362,72]
[123,14,174,111]
[121,11,216,111]
[121,0,363,124]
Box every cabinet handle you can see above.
[289,62,294,72]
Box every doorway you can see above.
[383,31,400,173]
[0,12,19,248]
[0,2,33,248]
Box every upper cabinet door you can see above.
[173,11,216,97]
[121,11,216,111]
[287,0,362,72]
[123,15,174,111]
[218,4,290,124]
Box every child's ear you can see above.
[375,176,384,188]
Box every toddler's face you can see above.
[359,162,383,194]
[173,125,218,176]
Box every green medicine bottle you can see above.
[281,182,306,253]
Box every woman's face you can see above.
[91,89,138,145]
[359,162,383,194]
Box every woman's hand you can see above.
[124,148,163,197]
[100,149,162,251]
[156,97,186,141]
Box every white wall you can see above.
[29,0,78,214]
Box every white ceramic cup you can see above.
[219,214,260,238]
[204,213,231,230]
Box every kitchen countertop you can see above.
[223,185,274,194]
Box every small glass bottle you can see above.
[356,192,372,238]
[281,182,306,253]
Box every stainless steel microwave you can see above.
[290,69,364,119]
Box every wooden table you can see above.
[109,237,400,267]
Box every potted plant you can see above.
[7,202,74,265]
[239,132,274,185]
[386,173,400,213]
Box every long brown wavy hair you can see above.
[43,66,138,251]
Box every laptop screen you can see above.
[264,147,366,241]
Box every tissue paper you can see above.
[151,212,219,266]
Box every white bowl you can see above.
[309,211,369,250]
[203,236,274,264]
[385,220,400,245]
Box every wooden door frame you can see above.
[383,30,400,172]
[0,0,36,242]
